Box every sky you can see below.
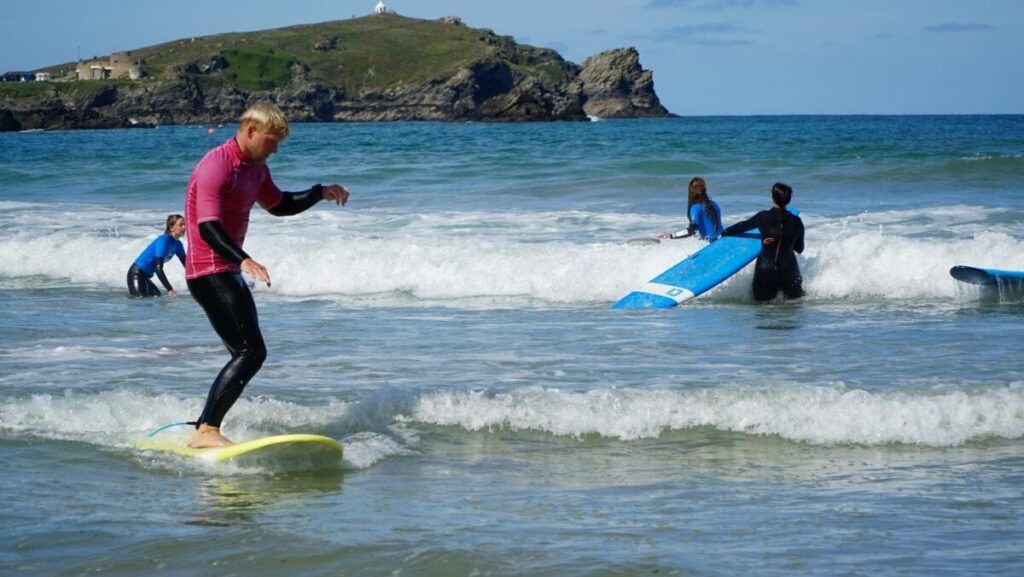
[1,0,1021,115]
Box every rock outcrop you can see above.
[577,48,668,119]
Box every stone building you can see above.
[76,51,144,81]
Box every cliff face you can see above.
[0,18,670,131]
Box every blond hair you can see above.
[239,103,290,140]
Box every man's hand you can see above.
[240,258,271,287]
[323,184,350,206]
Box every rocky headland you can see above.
[0,14,671,131]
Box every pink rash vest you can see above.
[184,138,284,280]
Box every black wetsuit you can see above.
[187,185,325,428]
[127,265,162,296]
[188,272,267,427]
[723,207,805,302]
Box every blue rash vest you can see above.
[688,200,724,241]
[133,233,186,276]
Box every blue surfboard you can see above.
[613,209,798,309]
[950,265,1024,289]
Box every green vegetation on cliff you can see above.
[219,48,295,91]
[37,14,510,93]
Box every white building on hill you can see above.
[374,1,387,15]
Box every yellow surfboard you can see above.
[136,433,344,466]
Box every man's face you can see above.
[245,126,283,163]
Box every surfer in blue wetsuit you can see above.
[126,214,186,297]
[722,182,805,302]
[657,177,724,242]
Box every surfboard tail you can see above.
[612,285,696,309]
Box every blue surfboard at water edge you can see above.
[950,265,1024,288]
[612,209,799,310]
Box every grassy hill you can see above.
[21,14,559,95]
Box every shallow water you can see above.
[2,117,1024,576]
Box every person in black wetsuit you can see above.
[722,182,805,302]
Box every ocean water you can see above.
[1,116,1023,576]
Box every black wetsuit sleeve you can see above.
[792,217,805,254]
[154,260,174,291]
[723,213,760,237]
[198,221,250,265]
[266,185,324,217]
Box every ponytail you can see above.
[701,195,718,227]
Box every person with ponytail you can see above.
[657,177,724,242]
[722,182,805,302]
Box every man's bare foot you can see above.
[187,425,234,448]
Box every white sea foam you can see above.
[2,202,1022,305]
[6,383,1022,451]
[405,383,1024,446]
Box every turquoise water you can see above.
[2,117,1024,576]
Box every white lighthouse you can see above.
[374,1,386,15]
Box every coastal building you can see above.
[374,1,387,15]
[75,51,144,81]
[34,72,52,82]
